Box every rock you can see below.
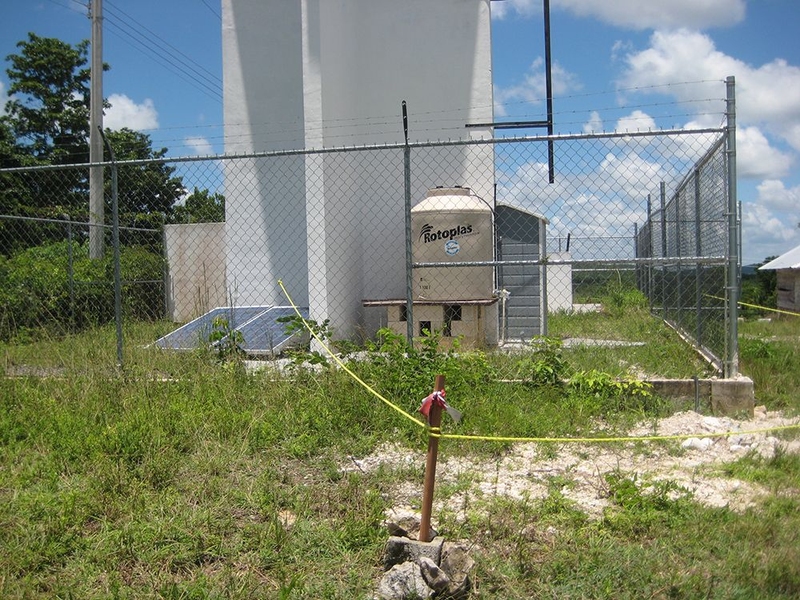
[682,437,714,451]
[440,542,475,599]
[377,562,434,600]
[384,536,444,570]
[418,556,450,593]
[385,516,437,541]
[386,521,410,538]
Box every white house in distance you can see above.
[221,0,496,339]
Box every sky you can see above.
[1,0,799,264]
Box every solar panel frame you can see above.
[154,305,309,355]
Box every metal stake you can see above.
[419,374,445,543]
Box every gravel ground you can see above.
[345,407,800,523]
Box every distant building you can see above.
[759,244,800,314]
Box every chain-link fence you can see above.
[0,114,737,372]
[635,135,732,374]
[0,180,165,343]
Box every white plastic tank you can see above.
[412,187,493,300]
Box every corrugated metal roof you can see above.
[759,243,800,270]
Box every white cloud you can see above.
[618,29,800,180]
[739,182,800,262]
[495,144,668,258]
[583,111,603,133]
[619,30,800,143]
[184,136,213,156]
[619,30,735,96]
[742,202,799,247]
[756,180,800,213]
[491,0,745,29]
[494,57,581,116]
[491,0,539,20]
[615,110,657,133]
[555,0,744,30]
[105,93,159,131]
[736,127,793,179]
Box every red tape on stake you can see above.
[419,390,462,424]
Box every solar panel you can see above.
[154,305,309,355]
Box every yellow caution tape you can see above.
[278,280,427,429]
[705,294,800,318]
[278,280,800,444]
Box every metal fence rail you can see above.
[0,112,737,372]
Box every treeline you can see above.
[0,34,223,337]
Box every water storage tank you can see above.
[412,187,493,300]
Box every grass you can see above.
[1,305,799,598]
[739,316,800,413]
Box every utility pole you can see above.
[89,0,104,259]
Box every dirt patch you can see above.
[344,408,800,523]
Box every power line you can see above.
[102,19,221,102]
[101,1,222,102]
[105,0,221,87]
[200,0,221,20]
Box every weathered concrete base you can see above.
[646,376,754,417]
[384,536,444,571]
[710,377,755,417]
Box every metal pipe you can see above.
[99,128,123,368]
[543,0,555,183]
[65,214,75,331]
[694,168,703,348]
[660,182,667,318]
[402,101,414,346]
[725,76,739,378]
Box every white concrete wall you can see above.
[222,0,495,338]
[222,0,308,308]
[165,223,227,322]
[547,252,574,313]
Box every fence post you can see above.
[161,213,170,320]
[99,128,124,368]
[676,188,682,328]
[694,168,703,349]
[419,374,445,543]
[660,182,667,318]
[725,75,739,378]
[647,194,653,313]
[402,101,415,348]
[64,214,75,332]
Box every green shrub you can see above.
[354,327,496,410]
[516,336,570,386]
[0,241,164,340]
[567,369,656,415]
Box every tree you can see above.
[103,128,185,221]
[740,255,777,315]
[2,36,186,225]
[2,34,99,217]
[171,187,225,224]
[4,33,94,165]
